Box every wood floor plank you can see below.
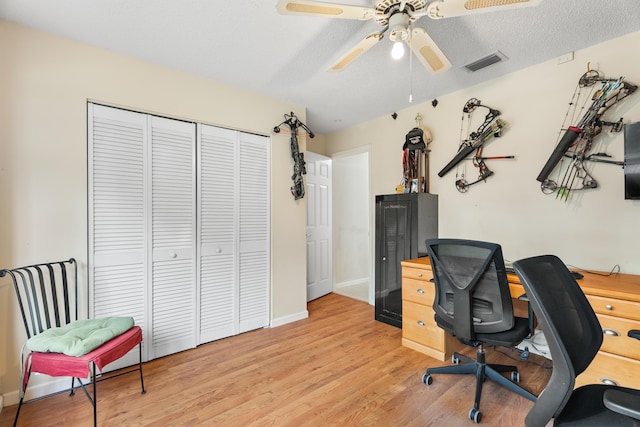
[0,293,550,426]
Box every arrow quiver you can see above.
[273,112,315,200]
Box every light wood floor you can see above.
[1,293,551,426]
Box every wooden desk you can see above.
[401,256,640,389]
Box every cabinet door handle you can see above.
[603,328,620,337]
[382,257,386,262]
[417,273,423,278]
[417,320,425,327]
[600,378,619,386]
[605,304,613,311]
[417,288,425,294]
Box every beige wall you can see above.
[325,31,640,275]
[0,20,308,400]
[2,16,640,406]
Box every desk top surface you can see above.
[402,256,640,303]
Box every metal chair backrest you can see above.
[1,258,78,339]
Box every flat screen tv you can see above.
[624,121,640,200]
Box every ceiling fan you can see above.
[276,0,543,73]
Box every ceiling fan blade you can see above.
[329,32,384,72]
[408,27,451,73]
[426,0,543,19]
[276,0,375,20]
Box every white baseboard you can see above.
[270,310,308,328]
[3,376,75,407]
[335,278,368,289]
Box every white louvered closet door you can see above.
[238,132,270,333]
[88,104,149,367]
[150,116,197,359]
[198,124,238,343]
[198,127,270,341]
[90,103,269,361]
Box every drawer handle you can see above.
[605,304,613,311]
[417,288,425,294]
[417,320,425,327]
[417,273,423,278]
[170,252,178,259]
[603,328,620,337]
[600,378,619,386]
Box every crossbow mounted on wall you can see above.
[274,112,315,200]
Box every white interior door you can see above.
[306,152,332,302]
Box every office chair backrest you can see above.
[426,239,515,341]
[513,255,603,427]
[1,258,78,339]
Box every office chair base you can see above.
[423,348,536,423]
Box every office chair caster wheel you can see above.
[469,408,482,423]
[511,371,520,382]
[452,355,460,364]
[422,373,433,385]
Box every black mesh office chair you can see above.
[422,239,536,423]
[514,254,640,427]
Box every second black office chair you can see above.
[514,254,640,426]
[422,239,536,423]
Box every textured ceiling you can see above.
[2,0,640,134]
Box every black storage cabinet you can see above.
[374,193,438,328]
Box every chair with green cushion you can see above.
[1,258,146,426]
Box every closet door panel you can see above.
[88,104,148,366]
[198,125,238,343]
[150,116,197,359]
[238,133,270,332]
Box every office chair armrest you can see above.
[603,389,640,421]
[628,330,640,341]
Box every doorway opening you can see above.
[331,148,371,304]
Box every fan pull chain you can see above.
[409,24,413,103]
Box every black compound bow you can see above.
[537,68,637,201]
[438,98,513,193]
[274,112,315,200]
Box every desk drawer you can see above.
[587,295,640,321]
[597,313,640,359]
[403,278,435,306]
[402,267,432,281]
[402,300,443,350]
[576,351,640,389]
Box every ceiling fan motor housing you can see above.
[388,12,410,42]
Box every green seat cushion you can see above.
[26,317,134,357]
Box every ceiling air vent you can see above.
[464,51,507,72]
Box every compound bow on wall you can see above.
[536,68,637,201]
[438,98,513,193]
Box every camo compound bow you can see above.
[273,112,315,200]
[537,68,637,201]
[438,98,513,193]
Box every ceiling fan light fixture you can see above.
[391,41,405,60]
